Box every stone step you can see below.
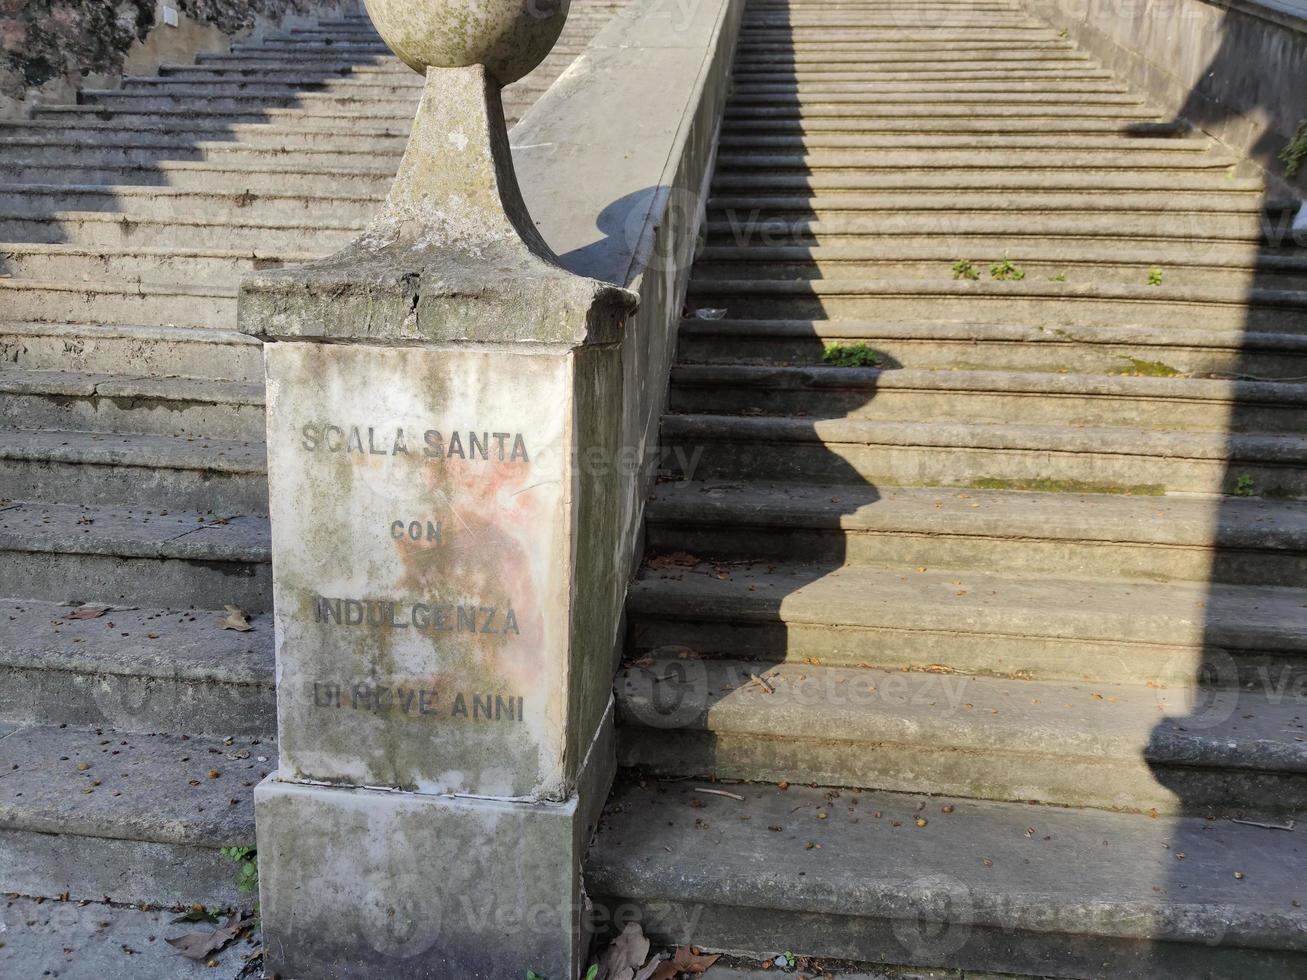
[154,64,418,84]
[0,137,403,169]
[0,279,236,330]
[691,243,1307,289]
[586,780,1307,977]
[705,211,1301,247]
[724,103,1161,121]
[0,242,317,286]
[713,149,1238,172]
[732,66,1120,81]
[615,652,1307,815]
[34,106,414,130]
[674,317,1307,380]
[0,502,270,612]
[0,322,262,381]
[628,557,1307,687]
[666,365,1307,433]
[707,189,1271,215]
[644,481,1307,585]
[77,91,420,115]
[720,117,1189,136]
[725,90,1147,107]
[122,77,423,96]
[0,368,264,440]
[730,78,1131,93]
[686,280,1307,332]
[732,52,1097,67]
[0,158,395,195]
[0,429,267,513]
[0,118,412,149]
[0,183,382,224]
[0,724,268,907]
[716,132,1215,153]
[0,209,360,250]
[658,414,1307,497]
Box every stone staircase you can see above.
[586,0,1307,975]
[0,1,624,910]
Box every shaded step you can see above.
[0,502,269,612]
[0,159,395,195]
[0,209,360,250]
[0,322,262,381]
[0,429,267,513]
[666,365,1307,433]
[644,481,1307,584]
[0,184,382,224]
[687,280,1307,332]
[628,559,1307,687]
[658,413,1307,496]
[0,368,264,440]
[0,724,268,906]
[674,317,1307,379]
[586,780,1307,978]
[78,90,419,115]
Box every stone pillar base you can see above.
[256,777,591,979]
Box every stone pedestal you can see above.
[240,62,636,979]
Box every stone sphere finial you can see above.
[363,0,572,86]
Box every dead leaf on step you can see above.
[166,910,254,960]
[649,946,720,980]
[648,551,698,571]
[218,605,253,632]
[597,922,651,979]
[64,604,109,620]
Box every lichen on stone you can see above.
[0,0,153,99]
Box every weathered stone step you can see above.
[78,91,419,115]
[666,365,1307,433]
[675,317,1307,380]
[615,653,1307,815]
[716,132,1213,152]
[687,280,1307,331]
[586,780,1307,978]
[0,502,269,612]
[644,481,1307,585]
[733,66,1118,81]
[0,322,262,381]
[0,118,412,149]
[0,368,264,440]
[0,429,267,513]
[155,64,417,84]
[731,78,1130,93]
[0,242,315,285]
[726,90,1146,108]
[692,244,1307,289]
[0,724,267,906]
[628,559,1307,686]
[0,279,236,330]
[0,183,382,224]
[733,51,1094,67]
[0,159,395,195]
[725,103,1160,121]
[0,137,402,170]
[722,117,1188,136]
[703,213,1297,248]
[658,414,1307,497]
[0,209,360,250]
[709,190,1271,217]
[713,149,1234,173]
[35,106,413,130]
[122,76,421,95]
[737,29,1057,42]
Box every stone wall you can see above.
[1023,0,1307,193]
[0,0,357,117]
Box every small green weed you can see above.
[1048,272,1067,282]
[971,477,1165,496]
[952,259,980,281]
[990,257,1026,281]
[1233,474,1256,497]
[1281,118,1307,178]
[1147,267,1164,286]
[220,845,259,894]
[824,343,884,367]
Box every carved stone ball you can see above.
[363,0,571,86]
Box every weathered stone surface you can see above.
[362,0,570,84]
[256,777,589,980]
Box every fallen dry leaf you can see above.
[650,946,720,980]
[218,605,254,632]
[165,910,254,960]
[65,604,109,620]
